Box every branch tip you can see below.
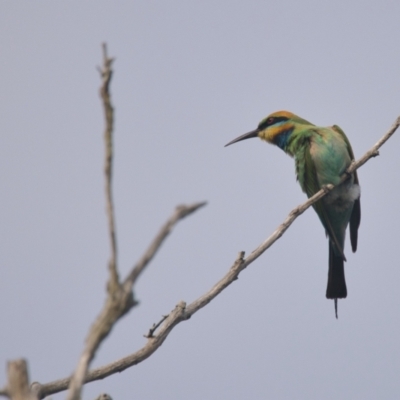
[125,200,207,288]
[176,201,207,217]
[30,382,42,397]
[176,300,187,309]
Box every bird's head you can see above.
[225,111,314,151]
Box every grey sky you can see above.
[1,1,400,399]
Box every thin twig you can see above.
[32,116,400,399]
[66,43,120,400]
[34,302,188,398]
[124,202,207,289]
[144,315,169,338]
[33,202,206,399]
[64,45,207,400]
[101,42,119,294]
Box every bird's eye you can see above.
[258,115,289,131]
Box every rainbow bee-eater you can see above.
[225,111,361,318]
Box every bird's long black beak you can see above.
[224,129,259,147]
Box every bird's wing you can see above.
[331,125,358,183]
[302,135,346,260]
[332,125,361,252]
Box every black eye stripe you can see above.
[258,116,289,130]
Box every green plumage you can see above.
[288,123,360,304]
[225,111,361,317]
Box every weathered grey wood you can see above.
[31,116,400,399]
[7,359,37,400]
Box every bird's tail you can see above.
[326,241,347,311]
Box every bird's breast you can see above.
[308,129,360,212]
[309,130,351,187]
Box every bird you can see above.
[225,111,361,318]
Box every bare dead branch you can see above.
[6,359,37,400]
[66,289,136,400]
[239,115,400,268]
[31,201,206,399]
[65,42,119,400]
[65,44,206,400]
[32,116,400,399]
[124,201,207,289]
[144,314,169,338]
[35,302,188,398]
[100,42,119,295]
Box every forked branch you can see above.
[31,115,400,399]
[64,44,206,400]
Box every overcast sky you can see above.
[1,2,400,399]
